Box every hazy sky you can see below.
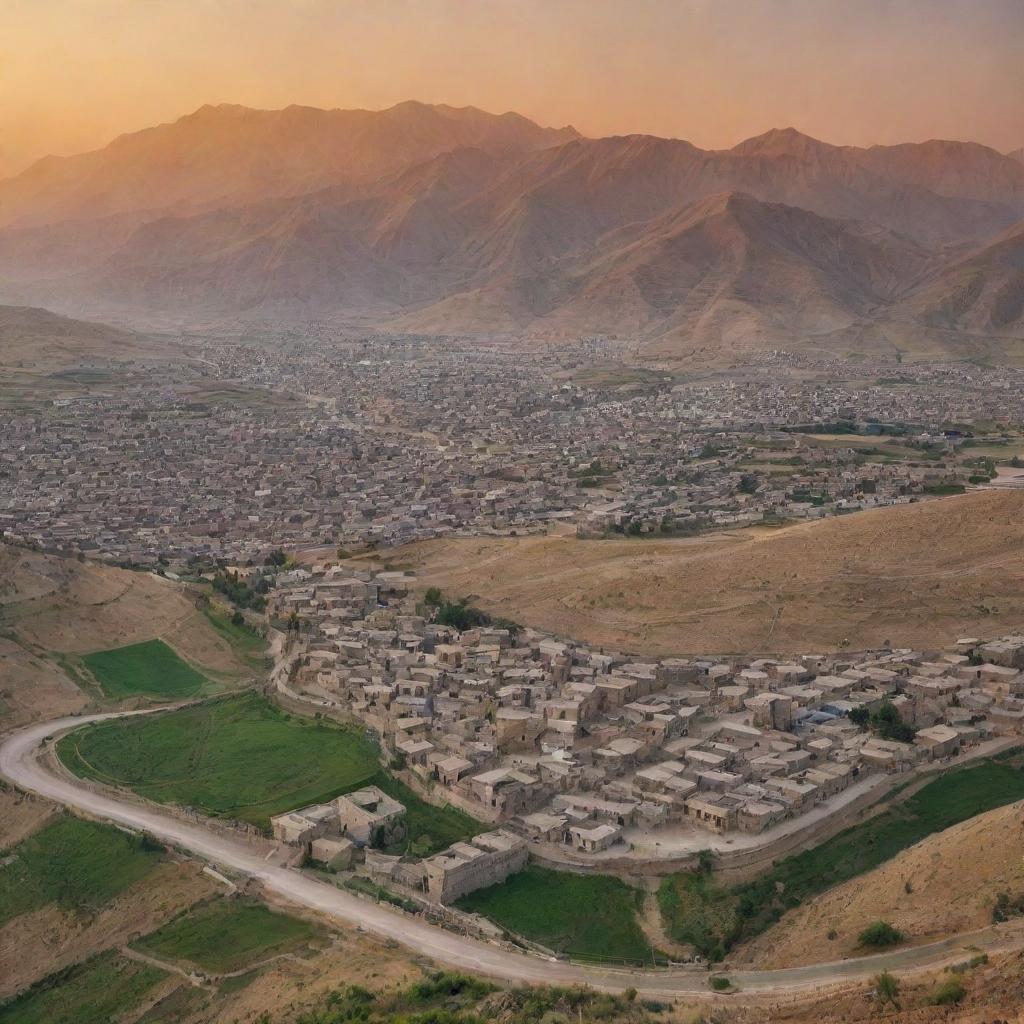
[2,0,1022,176]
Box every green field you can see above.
[370,772,484,855]
[457,865,651,963]
[57,691,484,847]
[0,815,163,926]
[134,898,320,974]
[82,638,213,701]
[0,951,166,1024]
[57,692,382,828]
[200,604,267,671]
[659,759,1024,960]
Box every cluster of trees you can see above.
[212,569,270,611]
[605,514,710,538]
[422,588,519,636]
[848,700,915,743]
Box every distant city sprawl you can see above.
[2,333,1023,567]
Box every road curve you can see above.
[3,712,1023,1001]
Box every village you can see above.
[261,559,1024,909]
[3,337,1024,567]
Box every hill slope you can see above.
[0,546,259,728]
[905,218,1024,334]
[0,303,171,372]
[738,798,1024,968]
[384,489,1024,655]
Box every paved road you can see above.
[4,712,1023,1001]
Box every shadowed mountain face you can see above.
[1,104,1023,361]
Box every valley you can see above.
[2,11,1024,1020]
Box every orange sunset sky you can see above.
[2,0,1022,177]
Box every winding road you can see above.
[4,711,1024,1002]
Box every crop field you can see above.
[57,692,381,828]
[0,952,166,1024]
[82,638,215,701]
[658,758,1024,960]
[134,898,321,974]
[457,865,651,963]
[0,815,163,926]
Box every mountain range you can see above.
[0,101,1022,362]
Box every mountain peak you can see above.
[730,127,834,158]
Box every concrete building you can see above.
[423,830,528,904]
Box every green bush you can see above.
[857,921,905,948]
[929,977,966,1005]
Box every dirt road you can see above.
[4,712,1024,1001]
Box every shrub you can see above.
[709,977,731,992]
[874,970,900,1008]
[858,921,905,948]
[930,977,966,1005]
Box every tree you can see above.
[848,706,870,728]
[871,701,916,743]
[264,548,287,567]
[231,610,245,627]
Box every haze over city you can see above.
[2,4,1024,1023]
[3,0,1023,175]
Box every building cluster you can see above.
[271,562,1024,870]
[269,782,529,905]
[3,338,1022,565]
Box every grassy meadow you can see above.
[0,815,163,927]
[57,692,484,847]
[199,604,267,671]
[369,772,484,855]
[134,898,321,974]
[0,952,166,1024]
[82,638,214,701]
[57,692,381,828]
[457,865,651,963]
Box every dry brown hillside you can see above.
[0,546,257,728]
[737,799,1024,969]
[0,303,171,372]
[386,489,1024,656]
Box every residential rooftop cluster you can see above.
[2,338,1022,563]
[270,562,1024,872]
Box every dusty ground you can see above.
[0,545,258,728]
[0,634,89,730]
[201,921,423,1024]
[720,952,1024,1023]
[383,490,1024,656]
[0,857,219,998]
[0,791,220,999]
[737,800,1024,969]
[0,787,55,847]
